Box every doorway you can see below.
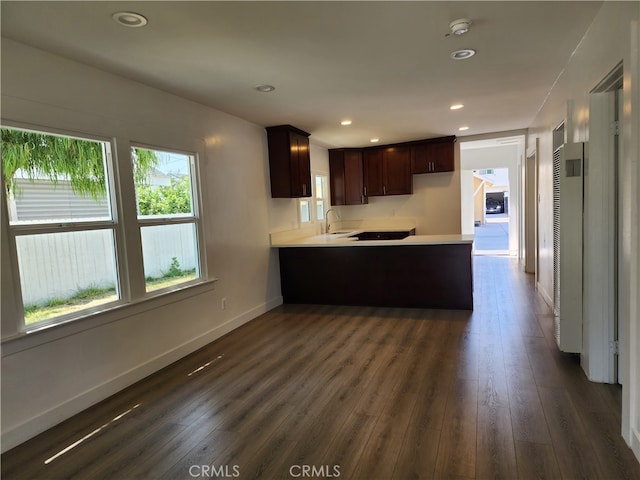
[473,168,510,255]
[459,135,525,258]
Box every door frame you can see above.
[583,65,622,383]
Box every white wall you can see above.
[527,2,639,458]
[0,39,283,451]
[332,144,462,235]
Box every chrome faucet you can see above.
[325,208,336,234]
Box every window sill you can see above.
[1,277,218,356]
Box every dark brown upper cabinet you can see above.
[266,125,312,198]
[329,149,368,205]
[363,146,412,197]
[411,135,456,174]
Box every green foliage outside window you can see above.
[136,177,192,215]
[1,128,158,198]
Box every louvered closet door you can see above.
[553,147,561,320]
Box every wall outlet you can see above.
[221,297,227,310]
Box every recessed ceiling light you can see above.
[255,84,276,93]
[450,104,464,110]
[341,120,352,126]
[112,12,148,28]
[370,138,380,143]
[459,126,470,131]
[450,49,476,60]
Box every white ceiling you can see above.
[1,1,603,148]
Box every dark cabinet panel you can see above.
[279,243,473,310]
[266,125,311,198]
[363,148,385,196]
[363,147,412,197]
[383,146,412,195]
[329,150,346,205]
[344,150,367,205]
[412,136,456,174]
[329,149,367,205]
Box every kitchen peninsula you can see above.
[271,230,474,310]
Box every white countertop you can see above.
[271,231,474,248]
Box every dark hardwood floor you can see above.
[3,256,639,479]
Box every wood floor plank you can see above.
[537,385,610,479]
[319,412,378,479]
[476,405,518,480]
[524,336,567,388]
[119,421,235,479]
[579,409,640,480]
[434,379,478,479]
[392,427,441,479]
[158,429,242,480]
[508,381,553,445]
[351,413,407,479]
[514,440,562,480]
[409,349,454,431]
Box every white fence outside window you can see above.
[18,225,196,305]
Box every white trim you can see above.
[0,294,283,453]
[537,281,554,310]
[583,90,618,383]
[633,428,640,463]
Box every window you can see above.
[299,199,311,223]
[132,147,201,292]
[2,126,207,330]
[298,174,328,226]
[2,127,119,326]
[314,175,328,221]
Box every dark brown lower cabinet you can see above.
[278,243,473,310]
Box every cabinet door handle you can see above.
[361,194,365,204]
[383,185,387,195]
[364,186,367,196]
[302,184,307,196]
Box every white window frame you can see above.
[314,174,329,222]
[298,198,311,224]
[298,172,329,225]
[131,143,207,295]
[1,123,210,336]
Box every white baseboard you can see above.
[633,428,640,464]
[1,296,283,453]
[536,281,553,309]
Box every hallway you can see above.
[2,257,639,479]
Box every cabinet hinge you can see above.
[610,120,620,136]
[610,340,620,355]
